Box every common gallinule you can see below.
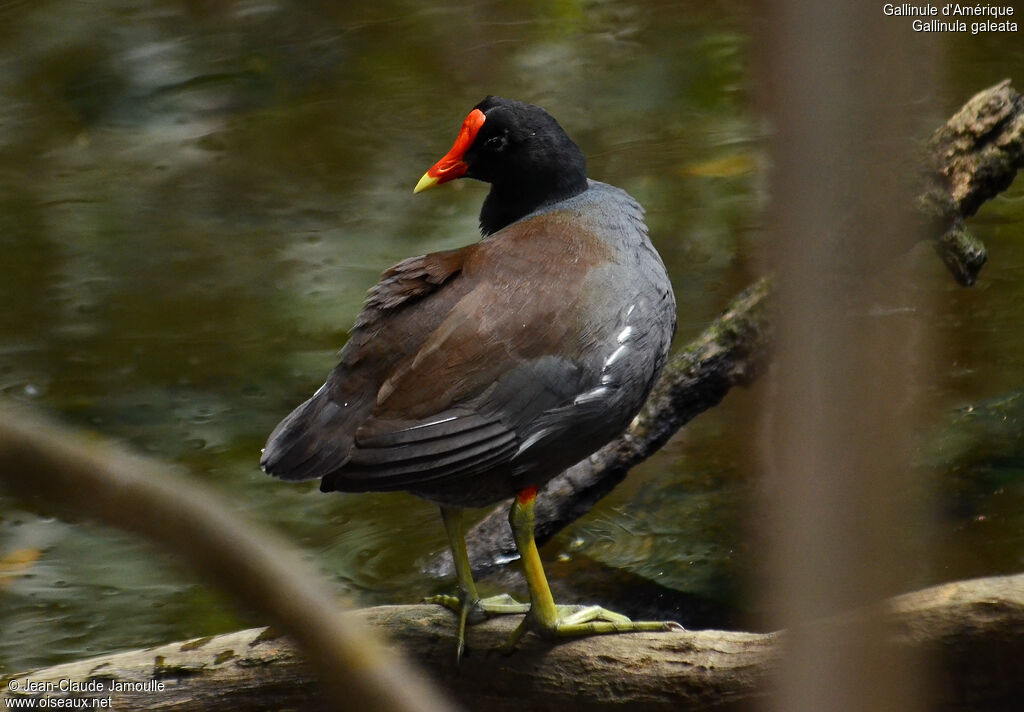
[262,96,678,657]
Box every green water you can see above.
[2,0,1024,673]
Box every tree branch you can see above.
[925,79,1024,285]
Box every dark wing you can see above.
[337,408,520,489]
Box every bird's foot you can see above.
[424,592,530,661]
[499,603,683,653]
[425,591,531,621]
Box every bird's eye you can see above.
[484,135,505,152]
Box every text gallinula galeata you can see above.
[262,96,678,657]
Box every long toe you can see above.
[550,617,679,638]
[474,593,530,617]
[507,604,682,645]
[557,604,631,626]
[423,593,462,612]
[426,592,529,620]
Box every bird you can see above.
[261,96,679,658]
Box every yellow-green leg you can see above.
[424,505,529,661]
[501,487,681,652]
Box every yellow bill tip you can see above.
[414,172,439,194]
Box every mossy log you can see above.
[5,573,1023,712]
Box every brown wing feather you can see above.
[373,212,612,419]
[353,247,469,329]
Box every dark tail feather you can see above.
[260,391,357,481]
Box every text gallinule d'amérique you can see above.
[261,96,679,658]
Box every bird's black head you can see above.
[415,96,589,235]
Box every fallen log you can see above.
[5,572,1022,712]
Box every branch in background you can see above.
[429,79,1024,579]
[924,79,1024,285]
[0,407,454,712]
[8,573,1024,712]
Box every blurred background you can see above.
[1,0,1022,674]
